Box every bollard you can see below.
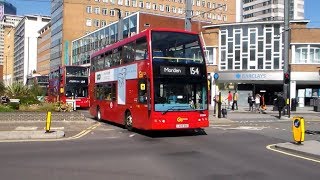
[45,111,52,133]
[292,116,305,144]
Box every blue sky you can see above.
[8,0,320,27]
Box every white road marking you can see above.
[15,126,38,131]
[129,134,135,137]
[266,144,320,164]
[212,126,267,131]
[210,125,231,127]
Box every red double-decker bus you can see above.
[89,28,209,130]
[48,65,90,108]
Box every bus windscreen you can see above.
[151,31,205,64]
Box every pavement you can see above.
[0,130,65,140]
[0,106,319,160]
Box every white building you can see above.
[13,15,50,84]
[242,0,304,22]
[0,14,23,65]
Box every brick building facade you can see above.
[51,0,237,71]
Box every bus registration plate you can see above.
[176,124,189,128]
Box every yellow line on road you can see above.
[0,122,103,143]
[266,144,320,163]
[69,123,102,139]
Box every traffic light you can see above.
[284,72,290,84]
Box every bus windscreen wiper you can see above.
[162,105,189,115]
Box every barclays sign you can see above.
[216,71,283,82]
[235,73,267,79]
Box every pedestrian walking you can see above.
[255,93,261,113]
[275,94,285,119]
[232,91,239,110]
[226,91,233,109]
[260,94,267,111]
[247,93,254,111]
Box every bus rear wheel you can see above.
[96,108,102,122]
[125,112,133,131]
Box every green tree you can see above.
[5,82,29,97]
[6,83,40,105]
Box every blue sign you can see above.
[213,73,219,80]
[294,119,300,128]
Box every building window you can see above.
[295,45,320,64]
[94,7,100,14]
[102,8,108,15]
[125,0,130,6]
[86,19,92,26]
[196,0,200,6]
[172,7,176,13]
[223,15,227,21]
[110,9,116,16]
[125,11,130,16]
[152,3,157,10]
[95,0,100,2]
[207,2,211,8]
[118,0,123,5]
[139,1,144,8]
[165,5,170,12]
[159,4,164,11]
[146,2,151,9]
[101,20,107,27]
[132,0,137,7]
[219,25,284,71]
[86,6,92,13]
[94,19,100,27]
[103,0,108,2]
[310,46,320,63]
[204,47,216,64]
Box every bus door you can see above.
[135,78,150,127]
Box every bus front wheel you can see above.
[125,111,133,131]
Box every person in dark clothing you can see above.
[247,93,254,112]
[275,94,285,119]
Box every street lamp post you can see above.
[114,8,123,41]
[185,0,226,31]
[284,0,291,117]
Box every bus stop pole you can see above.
[218,92,222,118]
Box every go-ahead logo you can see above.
[177,117,188,122]
[97,74,101,80]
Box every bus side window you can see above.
[135,37,148,61]
[123,42,135,64]
[111,83,117,101]
[138,79,147,104]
